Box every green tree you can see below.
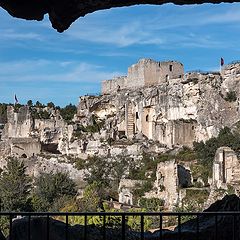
[0,158,31,211]
[47,102,55,108]
[0,103,8,124]
[27,100,33,107]
[78,181,101,212]
[32,172,77,211]
[35,101,43,108]
[59,104,77,122]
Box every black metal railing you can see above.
[0,211,239,240]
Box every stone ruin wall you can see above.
[102,59,184,94]
[212,146,240,190]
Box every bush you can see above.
[32,172,76,211]
[59,104,77,122]
[0,158,32,211]
[224,91,237,102]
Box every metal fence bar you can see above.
[9,214,12,240]
[84,215,87,240]
[65,214,69,240]
[196,214,199,240]
[178,214,181,240]
[1,211,240,240]
[122,214,125,240]
[103,215,106,240]
[159,214,163,240]
[28,215,31,240]
[141,215,144,240]
[233,215,236,240]
[47,214,49,240]
[214,215,218,240]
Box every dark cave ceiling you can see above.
[0,0,237,32]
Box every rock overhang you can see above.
[0,0,237,32]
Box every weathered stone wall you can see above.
[2,106,32,139]
[212,146,240,189]
[102,76,127,95]
[102,59,184,94]
[150,160,192,209]
[11,138,41,158]
[118,179,145,205]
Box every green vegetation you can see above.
[0,103,8,123]
[32,172,77,211]
[139,197,164,211]
[0,158,32,211]
[30,108,50,119]
[59,104,77,122]
[224,91,237,102]
[193,127,240,178]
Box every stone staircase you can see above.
[127,104,135,138]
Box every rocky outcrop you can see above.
[0,0,236,32]
[77,60,240,149]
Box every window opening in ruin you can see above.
[136,112,139,119]
[192,126,195,130]
[21,154,27,158]
[146,115,149,122]
[166,75,169,81]
[169,65,173,72]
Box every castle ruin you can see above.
[102,59,184,94]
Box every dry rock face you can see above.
[1,59,240,210]
[77,59,240,149]
[0,0,236,32]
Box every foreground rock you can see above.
[0,0,236,32]
[6,194,240,240]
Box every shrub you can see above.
[32,172,76,211]
[0,158,32,211]
[224,91,237,102]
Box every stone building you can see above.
[212,146,240,189]
[118,179,145,205]
[151,160,192,209]
[10,138,41,158]
[102,59,184,94]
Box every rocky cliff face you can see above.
[1,60,240,211]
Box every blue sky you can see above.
[0,3,240,106]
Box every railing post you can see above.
[103,214,106,240]
[65,214,68,240]
[9,214,12,240]
[122,214,125,240]
[46,214,49,240]
[160,214,163,240]
[84,214,87,240]
[28,215,31,240]
[233,214,236,240]
[196,214,199,240]
[178,214,181,240]
[214,215,218,240]
[141,215,144,240]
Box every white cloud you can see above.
[0,29,44,41]
[0,60,124,83]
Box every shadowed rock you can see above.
[0,0,237,32]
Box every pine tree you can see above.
[0,158,32,211]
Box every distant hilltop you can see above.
[102,58,240,95]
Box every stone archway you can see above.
[0,0,237,32]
